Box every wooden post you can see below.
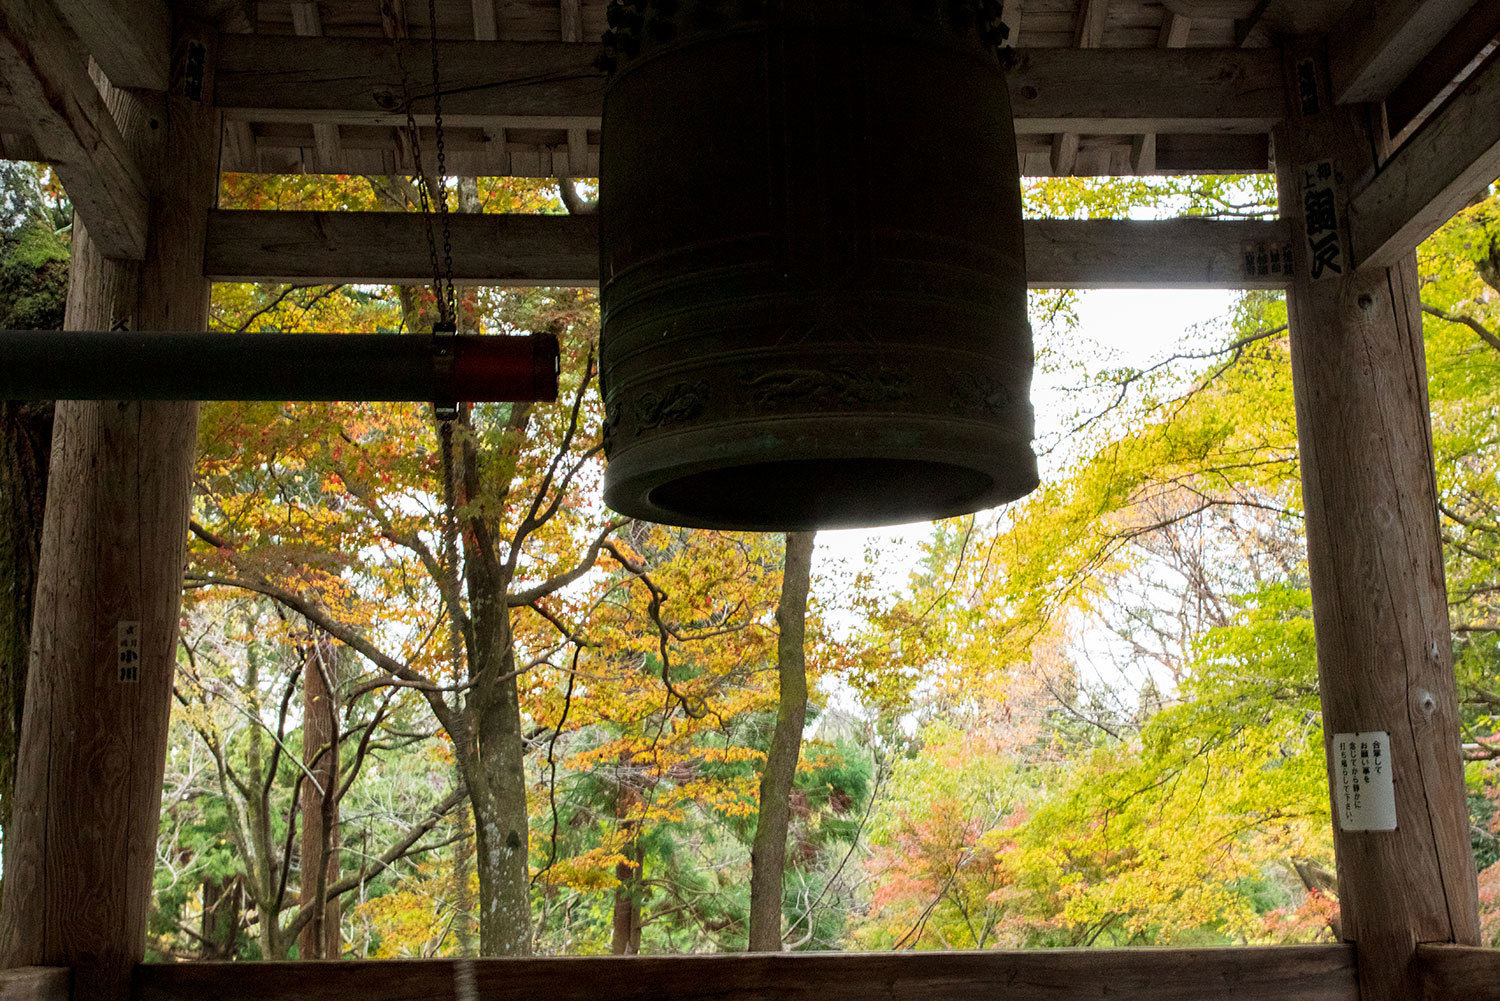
[1275,37,1479,1001]
[0,19,219,1001]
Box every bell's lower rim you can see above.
[603,431,1039,532]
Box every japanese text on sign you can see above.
[1303,160,1344,280]
[1334,731,1395,831]
[118,621,141,683]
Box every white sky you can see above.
[812,288,1239,597]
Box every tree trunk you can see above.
[200,876,242,960]
[611,825,642,954]
[0,400,51,848]
[0,22,218,1001]
[298,632,340,959]
[747,531,815,952]
[450,771,476,955]
[469,632,532,957]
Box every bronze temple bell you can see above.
[598,0,1037,531]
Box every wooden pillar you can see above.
[0,20,219,1001]
[1275,37,1479,1001]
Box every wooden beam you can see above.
[1348,46,1500,269]
[202,210,1290,290]
[1275,37,1481,1001]
[0,968,69,1001]
[135,947,1359,1001]
[288,1,343,173]
[0,0,148,259]
[214,36,1283,135]
[51,0,169,91]
[1384,3,1500,138]
[1328,0,1479,104]
[1415,943,1500,1000]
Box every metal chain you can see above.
[390,2,456,328]
[392,9,464,687]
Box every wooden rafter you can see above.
[288,1,343,173]
[50,0,169,92]
[0,0,147,260]
[213,37,1282,136]
[202,210,1292,290]
[1132,10,1194,173]
[1052,0,1109,175]
[1328,0,1480,105]
[1349,46,1500,270]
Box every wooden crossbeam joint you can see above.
[0,0,148,260]
[1348,44,1500,270]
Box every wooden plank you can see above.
[203,209,1290,289]
[1415,943,1500,1000]
[1328,0,1479,104]
[51,0,168,91]
[0,0,148,259]
[1348,46,1500,269]
[1275,38,1481,1001]
[215,37,1283,134]
[0,968,69,1001]
[135,947,1359,1001]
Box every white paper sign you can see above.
[1333,732,1395,831]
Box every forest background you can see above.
[0,161,1497,960]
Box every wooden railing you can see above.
[134,946,1357,1001]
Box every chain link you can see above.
[390,1,456,328]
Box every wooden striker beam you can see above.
[0,20,220,1001]
[1274,37,1480,1001]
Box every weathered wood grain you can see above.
[134,946,1358,1001]
[1349,46,1500,269]
[0,0,148,259]
[1384,2,1500,139]
[203,210,1291,290]
[1275,37,1481,1001]
[52,0,169,91]
[0,968,69,1001]
[1415,943,1500,1001]
[0,19,219,1001]
[214,37,1282,135]
[1327,0,1479,104]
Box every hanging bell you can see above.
[598,0,1036,531]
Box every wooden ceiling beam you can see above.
[1348,46,1500,270]
[51,0,169,91]
[1328,0,1479,105]
[0,0,147,259]
[202,209,1293,290]
[214,36,1283,135]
